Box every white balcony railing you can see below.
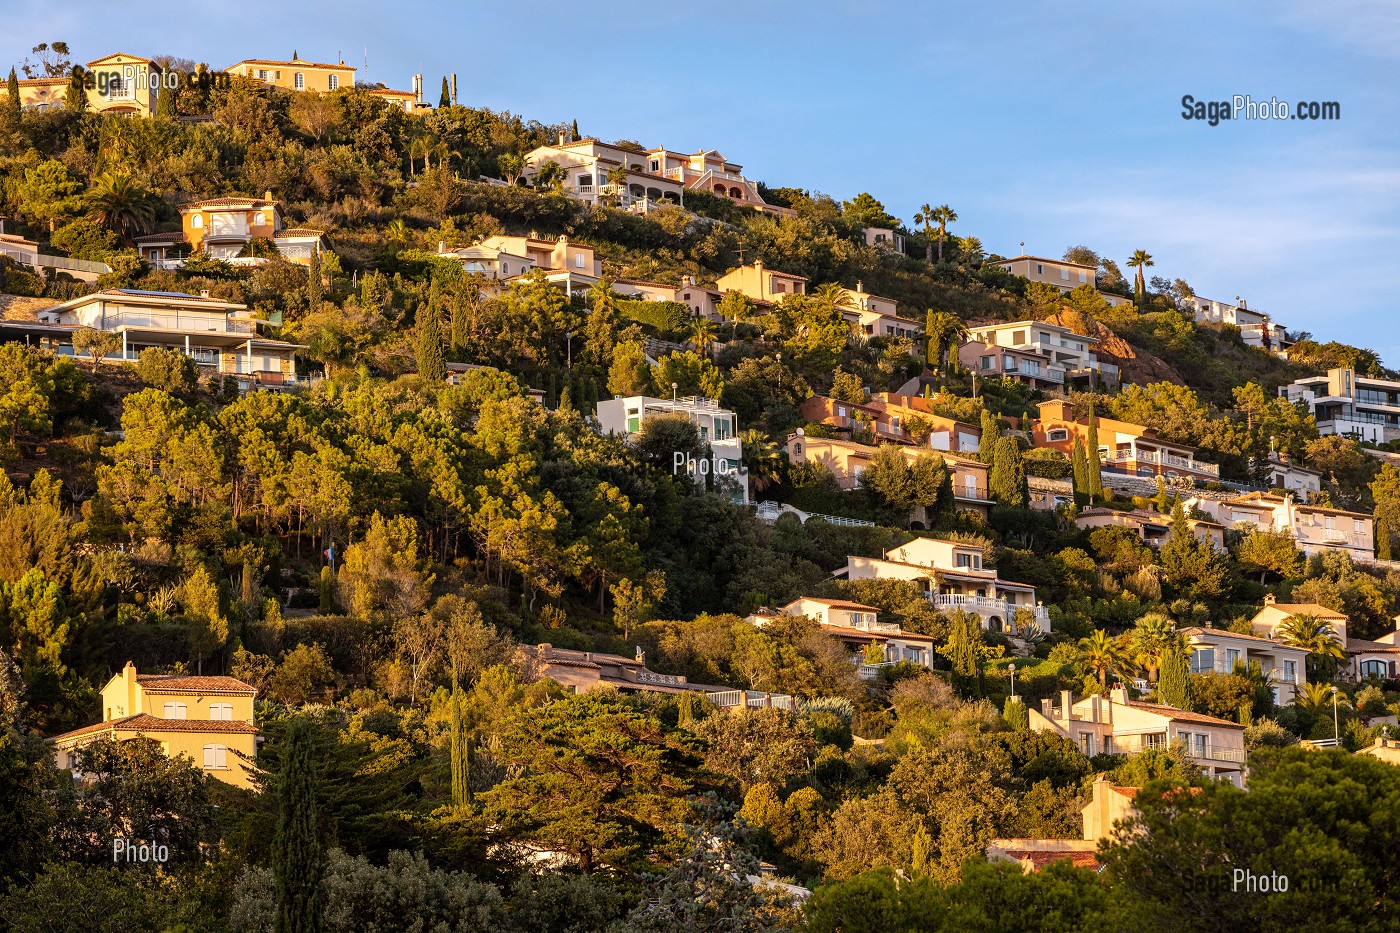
[1103,450,1220,477]
[932,594,1050,625]
[1110,735,1247,764]
[706,689,795,711]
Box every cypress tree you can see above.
[449,656,470,808]
[155,80,177,119]
[978,409,999,464]
[318,566,333,613]
[306,251,322,310]
[1154,475,1171,514]
[1003,696,1029,731]
[415,297,446,382]
[64,67,87,112]
[274,717,324,933]
[449,295,469,357]
[1158,647,1191,710]
[571,118,580,141]
[1071,437,1089,507]
[3,69,20,131]
[546,370,557,409]
[1085,404,1104,501]
[439,77,451,109]
[989,436,1028,508]
[1378,515,1392,561]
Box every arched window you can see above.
[202,745,227,769]
[253,211,265,226]
[191,215,204,229]
[1359,659,1390,679]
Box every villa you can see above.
[18,53,163,117]
[1181,624,1309,703]
[969,320,1119,390]
[1,288,301,390]
[137,193,327,268]
[1030,687,1247,785]
[1280,368,1400,445]
[1189,491,1374,563]
[595,394,747,503]
[49,662,259,789]
[1034,399,1221,484]
[748,598,939,677]
[226,55,355,92]
[837,536,1048,635]
[784,434,993,518]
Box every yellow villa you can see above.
[51,662,259,789]
[226,55,355,92]
[18,53,164,117]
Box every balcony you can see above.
[1104,449,1220,477]
[932,594,1049,626]
[842,618,903,635]
[953,485,992,501]
[1110,735,1246,764]
[706,689,795,711]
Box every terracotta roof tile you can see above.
[1126,700,1245,729]
[50,713,257,743]
[136,673,255,695]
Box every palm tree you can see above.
[923,310,968,375]
[605,165,629,205]
[929,204,957,262]
[739,428,782,495]
[386,218,409,245]
[1078,629,1131,690]
[85,171,157,242]
[959,235,984,266]
[812,282,853,315]
[690,314,717,355]
[1126,249,1155,307]
[1296,680,1347,714]
[913,203,936,262]
[1128,612,1183,683]
[1278,614,1346,679]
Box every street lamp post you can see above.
[1333,686,1341,745]
[1009,662,1016,700]
[566,331,573,369]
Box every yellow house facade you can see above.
[17,53,164,117]
[226,56,355,92]
[51,662,259,788]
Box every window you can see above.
[1012,329,1027,344]
[1060,268,1070,281]
[1102,736,1114,754]
[163,702,187,719]
[649,159,660,172]
[210,703,233,721]
[577,173,593,188]
[773,282,786,293]
[1190,647,1215,674]
[1283,659,1297,683]
[202,745,227,770]
[574,254,585,269]
[1077,731,1094,756]
[256,69,269,80]
[1359,659,1390,678]
[1079,271,1088,282]
[253,211,265,226]
[955,552,982,570]
[1225,648,1241,670]
[191,215,204,229]
[500,262,509,275]
[980,356,995,370]
[1047,428,1069,442]
[328,75,340,90]
[294,72,305,90]
[1036,264,1044,275]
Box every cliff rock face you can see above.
[1044,310,1185,386]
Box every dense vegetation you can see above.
[1,44,1399,932]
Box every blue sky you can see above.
[7,0,1399,363]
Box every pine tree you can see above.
[439,77,451,109]
[978,409,999,464]
[274,717,325,933]
[1085,404,1103,501]
[306,251,322,310]
[415,298,446,382]
[3,69,20,132]
[989,436,1028,507]
[1071,437,1089,507]
[1158,647,1191,710]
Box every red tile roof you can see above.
[136,673,255,695]
[1126,701,1245,728]
[50,713,257,743]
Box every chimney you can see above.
[412,73,422,103]
[1264,593,1277,606]
[1109,685,1129,705]
[634,646,645,664]
[1204,620,1213,628]
[438,240,446,254]
[451,73,457,107]
[856,280,864,293]
[1060,689,1073,720]
[199,289,211,299]
[264,189,273,202]
[559,132,567,145]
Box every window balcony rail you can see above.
[844,618,903,635]
[933,594,1049,624]
[1110,735,1247,764]
[1103,450,1220,477]
[954,485,992,500]
[632,669,687,686]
